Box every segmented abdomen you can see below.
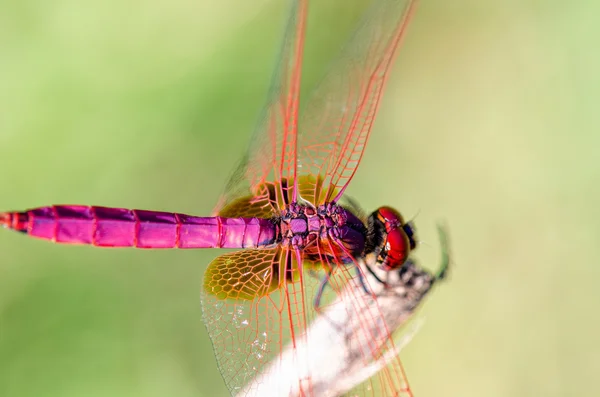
[1,205,277,249]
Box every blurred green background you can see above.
[1,0,599,396]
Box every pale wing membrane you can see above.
[297,0,417,204]
[201,242,412,395]
[325,241,412,396]
[201,248,286,393]
[205,1,420,395]
[202,247,323,395]
[214,1,307,215]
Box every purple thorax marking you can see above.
[278,202,366,254]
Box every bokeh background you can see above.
[1,0,599,396]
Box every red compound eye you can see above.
[374,206,413,270]
[382,228,410,270]
[377,206,405,232]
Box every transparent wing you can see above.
[205,0,420,394]
[213,0,307,216]
[201,244,413,396]
[324,242,413,397]
[297,0,417,204]
[202,248,284,392]
[214,0,417,216]
[201,247,318,395]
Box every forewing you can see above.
[297,0,417,204]
[205,1,420,394]
[316,240,413,396]
[213,0,308,216]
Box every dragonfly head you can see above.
[365,206,417,271]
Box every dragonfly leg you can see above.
[356,264,374,295]
[433,223,451,283]
[313,268,333,313]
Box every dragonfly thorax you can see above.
[278,202,366,255]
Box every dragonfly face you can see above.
[366,206,417,271]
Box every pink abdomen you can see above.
[1,205,277,249]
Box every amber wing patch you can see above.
[203,247,329,301]
[203,248,285,300]
[216,175,340,219]
[216,193,276,218]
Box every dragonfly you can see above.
[1,0,450,396]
